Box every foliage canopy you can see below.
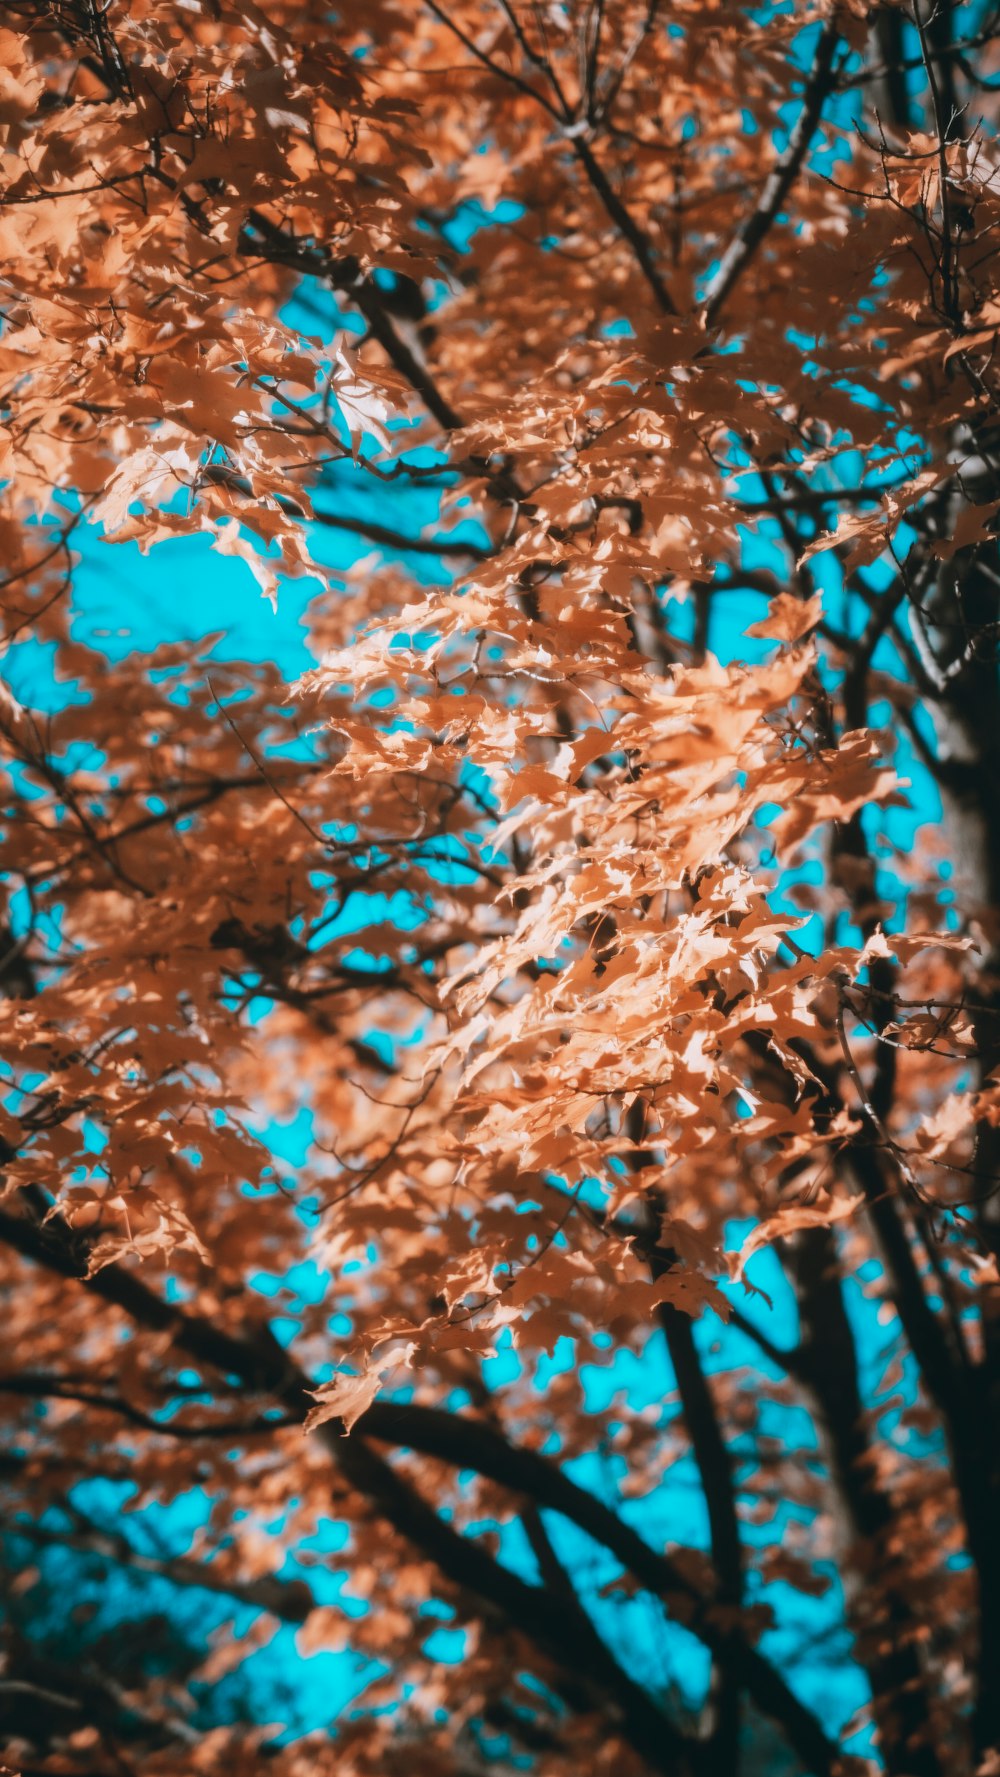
[2,3,1000,1774]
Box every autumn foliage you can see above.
[2,1,1000,1773]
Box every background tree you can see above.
[2,2,1000,1774]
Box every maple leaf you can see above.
[304,1366,383,1434]
[746,590,823,643]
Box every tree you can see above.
[1,1,1000,1772]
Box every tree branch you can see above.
[701,17,841,325]
[0,1199,844,1776]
